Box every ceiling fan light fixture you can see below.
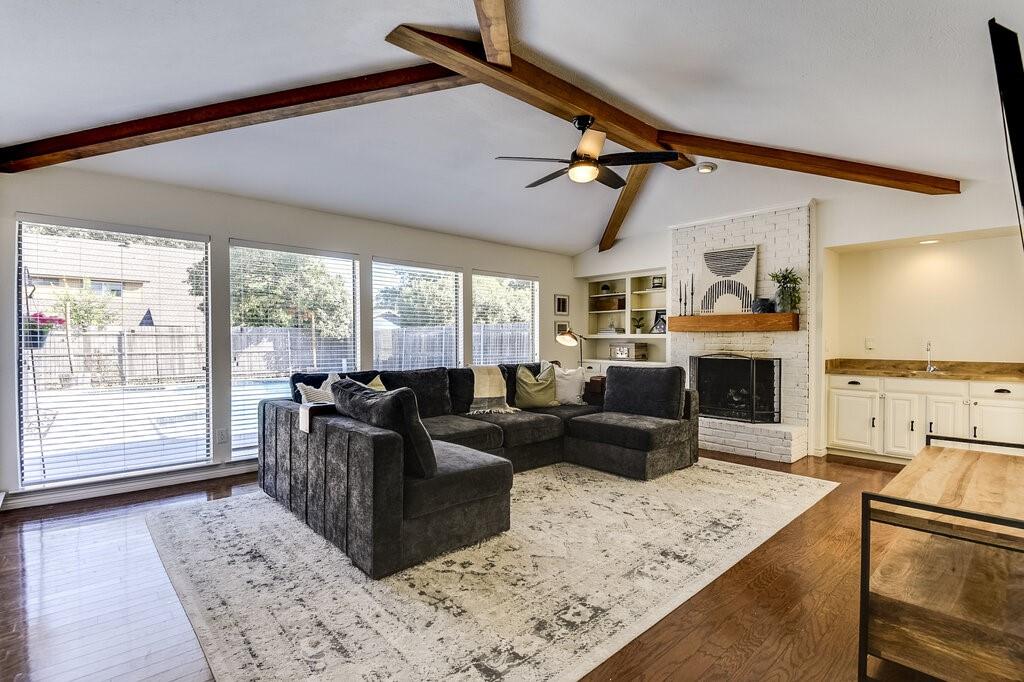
[567,161,600,183]
[697,161,718,174]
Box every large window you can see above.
[229,242,358,454]
[372,260,462,369]
[17,218,210,486]
[472,273,539,365]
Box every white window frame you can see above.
[470,269,540,365]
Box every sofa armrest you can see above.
[258,399,406,578]
[682,388,699,422]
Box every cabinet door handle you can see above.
[928,421,933,433]
[973,426,978,438]
[910,420,915,432]
[995,388,1011,394]
[871,417,876,428]
[847,380,861,386]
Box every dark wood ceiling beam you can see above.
[473,0,512,68]
[657,130,960,195]
[0,64,472,173]
[386,25,692,170]
[599,164,651,252]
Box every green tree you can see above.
[53,288,115,330]
[374,269,459,327]
[216,248,354,366]
[472,276,534,324]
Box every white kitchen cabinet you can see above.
[925,395,970,439]
[828,389,882,454]
[883,392,923,458]
[827,375,1023,460]
[971,399,1024,448]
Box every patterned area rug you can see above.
[147,460,836,681]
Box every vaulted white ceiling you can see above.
[4,0,1023,254]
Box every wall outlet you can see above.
[864,337,876,351]
[216,428,229,445]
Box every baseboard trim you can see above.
[825,451,906,473]
[1,460,258,510]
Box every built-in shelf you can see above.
[630,307,662,312]
[589,292,626,298]
[589,310,626,315]
[631,289,668,295]
[668,312,799,332]
[586,333,667,339]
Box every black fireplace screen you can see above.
[689,354,781,423]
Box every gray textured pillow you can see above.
[332,377,437,478]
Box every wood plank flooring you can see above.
[0,453,926,681]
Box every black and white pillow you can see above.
[295,373,341,403]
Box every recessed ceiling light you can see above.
[696,161,718,174]
[919,239,940,245]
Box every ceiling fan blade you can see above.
[496,156,570,163]
[526,167,569,188]
[595,166,627,189]
[597,151,679,166]
[575,129,606,159]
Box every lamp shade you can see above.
[556,329,580,346]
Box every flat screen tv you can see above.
[989,19,1024,248]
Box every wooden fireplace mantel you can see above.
[668,312,799,332]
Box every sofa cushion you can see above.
[525,403,602,427]
[514,365,559,408]
[499,362,541,406]
[379,368,452,418]
[422,414,503,451]
[447,367,475,414]
[403,441,513,519]
[567,411,681,451]
[467,410,563,447]
[290,370,377,403]
[604,365,684,420]
[332,378,437,478]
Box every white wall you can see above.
[832,233,1024,362]
[0,168,587,492]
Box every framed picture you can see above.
[554,294,570,316]
[555,321,570,336]
[651,275,665,289]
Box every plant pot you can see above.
[24,328,51,349]
[774,287,799,313]
[634,327,643,335]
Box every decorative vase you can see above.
[752,297,775,314]
[774,287,799,313]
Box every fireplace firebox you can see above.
[689,353,781,423]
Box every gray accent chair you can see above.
[565,365,700,480]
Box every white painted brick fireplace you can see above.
[671,203,817,462]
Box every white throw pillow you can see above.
[296,373,341,403]
[553,365,586,405]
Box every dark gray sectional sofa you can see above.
[258,363,698,578]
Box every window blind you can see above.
[472,273,539,365]
[372,260,462,370]
[17,219,211,486]
[229,243,359,454]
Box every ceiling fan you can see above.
[497,115,679,189]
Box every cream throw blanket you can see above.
[468,365,519,414]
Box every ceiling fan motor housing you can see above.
[572,114,596,132]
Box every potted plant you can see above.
[631,316,645,335]
[769,268,802,313]
[23,312,65,349]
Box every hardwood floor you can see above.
[0,453,925,681]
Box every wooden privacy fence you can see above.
[23,323,535,389]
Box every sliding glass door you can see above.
[17,218,211,486]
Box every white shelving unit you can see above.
[582,269,669,373]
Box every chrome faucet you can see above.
[925,341,938,372]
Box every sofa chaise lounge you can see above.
[258,363,698,578]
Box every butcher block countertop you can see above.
[825,358,1024,383]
